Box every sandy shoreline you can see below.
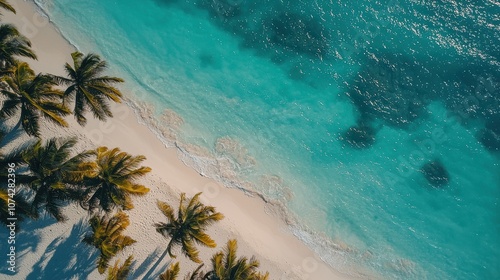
[1,1,370,279]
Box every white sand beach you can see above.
[1,1,372,279]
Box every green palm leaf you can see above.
[0,0,15,14]
[184,264,204,280]
[204,239,269,280]
[155,192,224,263]
[51,52,123,125]
[80,146,150,213]
[106,255,134,280]
[159,262,180,280]
[0,24,36,68]
[17,137,94,221]
[0,189,33,228]
[84,211,136,274]
[0,62,69,137]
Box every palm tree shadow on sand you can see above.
[24,219,98,280]
[129,247,171,280]
[0,212,56,275]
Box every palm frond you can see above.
[0,0,16,14]
[20,137,90,221]
[20,106,40,137]
[48,74,72,86]
[155,193,223,263]
[159,262,180,280]
[0,98,20,119]
[182,238,202,264]
[0,25,36,67]
[0,189,34,228]
[191,231,217,248]
[81,146,150,213]
[157,200,176,223]
[206,239,269,280]
[56,52,123,125]
[184,264,204,280]
[106,255,134,280]
[84,212,136,274]
[0,62,67,136]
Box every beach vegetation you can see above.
[0,8,274,279]
[420,159,450,187]
[0,61,70,137]
[79,146,150,213]
[0,24,36,69]
[159,262,204,280]
[106,255,134,280]
[19,137,94,221]
[155,192,224,263]
[159,262,180,280]
[52,52,124,126]
[184,264,205,280]
[0,188,33,227]
[0,0,15,15]
[83,211,136,274]
[203,239,269,280]
[340,124,376,149]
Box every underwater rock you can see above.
[478,118,500,152]
[479,128,500,151]
[199,52,217,68]
[347,52,432,128]
[420,160,450,187]
[265,12,330,58]
[340,124,376,149]
[442,65,500,122]
[198,0,242,19]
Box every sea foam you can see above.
[31,0,500,279]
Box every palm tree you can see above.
[80,146,150,213]
[159,263,204,280]
[0,188,13,224]
[106,255,134,280]
[52,52,123,126]
[0,128,35,227]
[155,193,224,263]
[83,211,136,274]
[203,239,269,280]
[20,137,94,221]
[159,262,180,280]
[0,24,36,69]
[0,0,15,15]
[185,264,204,280]
[0,188,33,228]
[0,62,70,137]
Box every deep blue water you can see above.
[34,0,499,278]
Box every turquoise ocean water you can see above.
[33,0,499,278]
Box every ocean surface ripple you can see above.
[35,0,499,278]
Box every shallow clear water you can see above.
[35,0,499,278]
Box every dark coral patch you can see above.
[346,52,432,129]
[478,117,500,152]
[198,0,243,19]
[441,65,500,122]
[263,12,330,58]
[479,129,500,151]
[340,124,376,149]
[199,52,217,68]
[420,160,450,187]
